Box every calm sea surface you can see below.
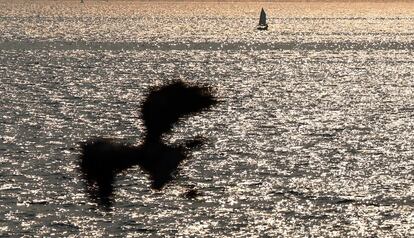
[1,1,414,236]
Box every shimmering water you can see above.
[1,0,414,236]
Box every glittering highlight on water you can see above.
[1,1,413,237]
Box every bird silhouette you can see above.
[78,81,217,207]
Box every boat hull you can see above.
[257,24,268,31]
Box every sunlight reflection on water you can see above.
[1,1,414,237]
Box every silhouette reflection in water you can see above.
[79,81,217,207]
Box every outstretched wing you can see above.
[142,81,217,140]
[79,138,141,207]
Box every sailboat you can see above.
[257,8,268,31]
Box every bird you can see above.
[78,81,217,207]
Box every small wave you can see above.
[1,40,413,51]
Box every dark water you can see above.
[1,1,413,236]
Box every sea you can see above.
[0,0,413,237]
